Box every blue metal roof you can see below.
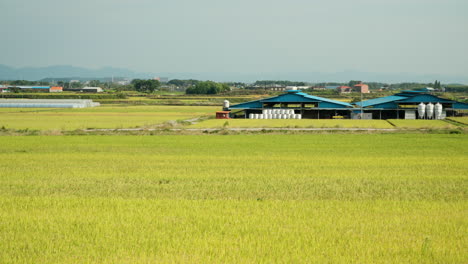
[354,91,468,109]
[354,95,407,108]
[398,94,454,103]
[15,86,50,89]
[230,90,352,109]
[453,102,468,109]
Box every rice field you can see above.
[0,105,216,130]
[0,134,466,263]
[447,117,468,125]
[191,119,395,128]
[388,119,457,129]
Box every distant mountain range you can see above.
[0,65,153,82]
[0,64,467,84]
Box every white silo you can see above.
[418,103,426,119]
[426,103,434,119]
[223,100,230,109]
[435,103,443,119]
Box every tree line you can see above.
[186,81,230,95]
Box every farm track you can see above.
[83,127,400,132]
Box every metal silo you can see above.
[418,103,426,119]
[435,103,443,119]
[426,103,434,119]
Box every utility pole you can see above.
[360,86,363,119]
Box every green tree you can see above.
[70,82,83,88]
[186,81,230,95]
[88,80,102,87]
[348,80,362,87]
[132,79,160,93]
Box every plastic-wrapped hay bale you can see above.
[249,113,254,119]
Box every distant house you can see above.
[63,87,103,93]
[49,86,63,92]
[353,83,370,93]
[337,86,352,93]
[82,87,103,93]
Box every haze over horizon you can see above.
[1,0,467,80]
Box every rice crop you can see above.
[388,119,457,129]
[447,117,468,125]
[0,105,216,130]
[0,134,466,263]
[190,119,394,128]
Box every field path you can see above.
[84,127,400,132]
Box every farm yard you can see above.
[0,134,467,263]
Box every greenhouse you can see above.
[0,99,100,108]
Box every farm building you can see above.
[353,90,468,119]
[6,86,63,92]
[226,90,353,119]
[63,87,103,93]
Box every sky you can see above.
[1,0,468,77]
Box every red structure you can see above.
[353,83,370,93]
[215,111,230,119]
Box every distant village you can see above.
[0,77,450,94]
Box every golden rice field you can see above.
[447,117,468,125]
[0,134,466,263]
[0,105,216,130]
[190,119,394,128]
[388,119,457,129]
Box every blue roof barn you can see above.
[228,90,353,119]
[353,90,468,119]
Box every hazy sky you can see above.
[1,0,467,75]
